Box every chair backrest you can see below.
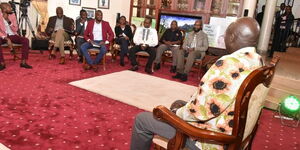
[230,57,279,149]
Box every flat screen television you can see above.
[157,13,202,39]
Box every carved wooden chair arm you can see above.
[153,105,237,144]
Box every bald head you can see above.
[56,7,63,19]
[1,3,12,14]
[224,17,260,53]
[193,20,202,32]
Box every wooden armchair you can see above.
[1,43,22,61]
[152,57,280,150]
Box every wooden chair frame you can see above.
[153,57,280,150]
[2,43,22,61]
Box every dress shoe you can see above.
[48,54,56,60]
[92,64,99,72]
[180,73,188,82]
[170,66,176,73]
[145,67,153,74]
[20,63,32,69]
[0,64,6,71]
[154,63,161,70]
[129,65,138,71]
[59,57,65,64]
[83,64,92,70]
[120,60,125,66]
[78,56,83,63]
[172,73,182,79]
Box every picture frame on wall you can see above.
[98,0,110,9]
[69,0,81,6]
[82,7,96,19]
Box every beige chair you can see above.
[152,57,279,150]
[82,48,107,71]
[48,40,74,59]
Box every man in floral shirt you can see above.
[130,17,261,150]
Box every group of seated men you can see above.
[0,4,209,81]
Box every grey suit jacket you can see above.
[75,18,92,36]
[182,30,208,52]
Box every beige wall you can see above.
[48,0,131,29]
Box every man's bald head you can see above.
[193,20,202,32]
[224,17,260,53]
[56,7,63,19]
[0,3,12,13]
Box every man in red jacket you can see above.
[0,3,32,71]
[81,10,114,71]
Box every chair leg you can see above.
[103,54,106,71]
[69,45,74,60]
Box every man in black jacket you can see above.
[154,20,182,73]
[75,9,91,63]
[45,7,74,64]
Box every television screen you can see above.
[158,13,202,39]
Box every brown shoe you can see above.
[91,64,99,72]
[48,54,56,60]
[83,64,92,70]
[59,57,65,64]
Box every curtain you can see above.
[32,0,48,33]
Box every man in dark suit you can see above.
[45,7,74,64]
[256,5,265,26]
[81,10,114,71]
[75,9,91,63]
[270,3,285,57]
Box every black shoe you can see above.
[180,74,188,82]
[170,66,176,73]
[78,56,83,63]
[145,67,153,74]
[20,63,32,69]
[129,65,138,71]
[120,59,125,66]
[154,63,160,70]
[172,73,182,79]
[0,64,6,71]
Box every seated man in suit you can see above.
[129,16,158,74]
[154,20,182,73]
[0,3,32,71]
[81,10,114,71]
[173,20,208,81]
[75,9,91,63]
[130,17,262,150]
[46,7,74,64]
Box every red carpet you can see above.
[0,52,299,150]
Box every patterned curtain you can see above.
[32,0,48,33]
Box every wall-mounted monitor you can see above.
[157,12,202,39]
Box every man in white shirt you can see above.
[129,16,158,74]
[81,10,114,71]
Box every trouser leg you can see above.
[176,50,185,73]
[54,29,66,57]
[183,51,202,74]
[130,112,176,150]
[94,45,107,64]
[0,38,4,63]
[129,45,141,66]
[154,44,168,64]
[171,46,179,66]
[81,42,94,65]
[119,38,129,63]
[145,47,156,69]
[8,35,29,60]
[75,37,86,57]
